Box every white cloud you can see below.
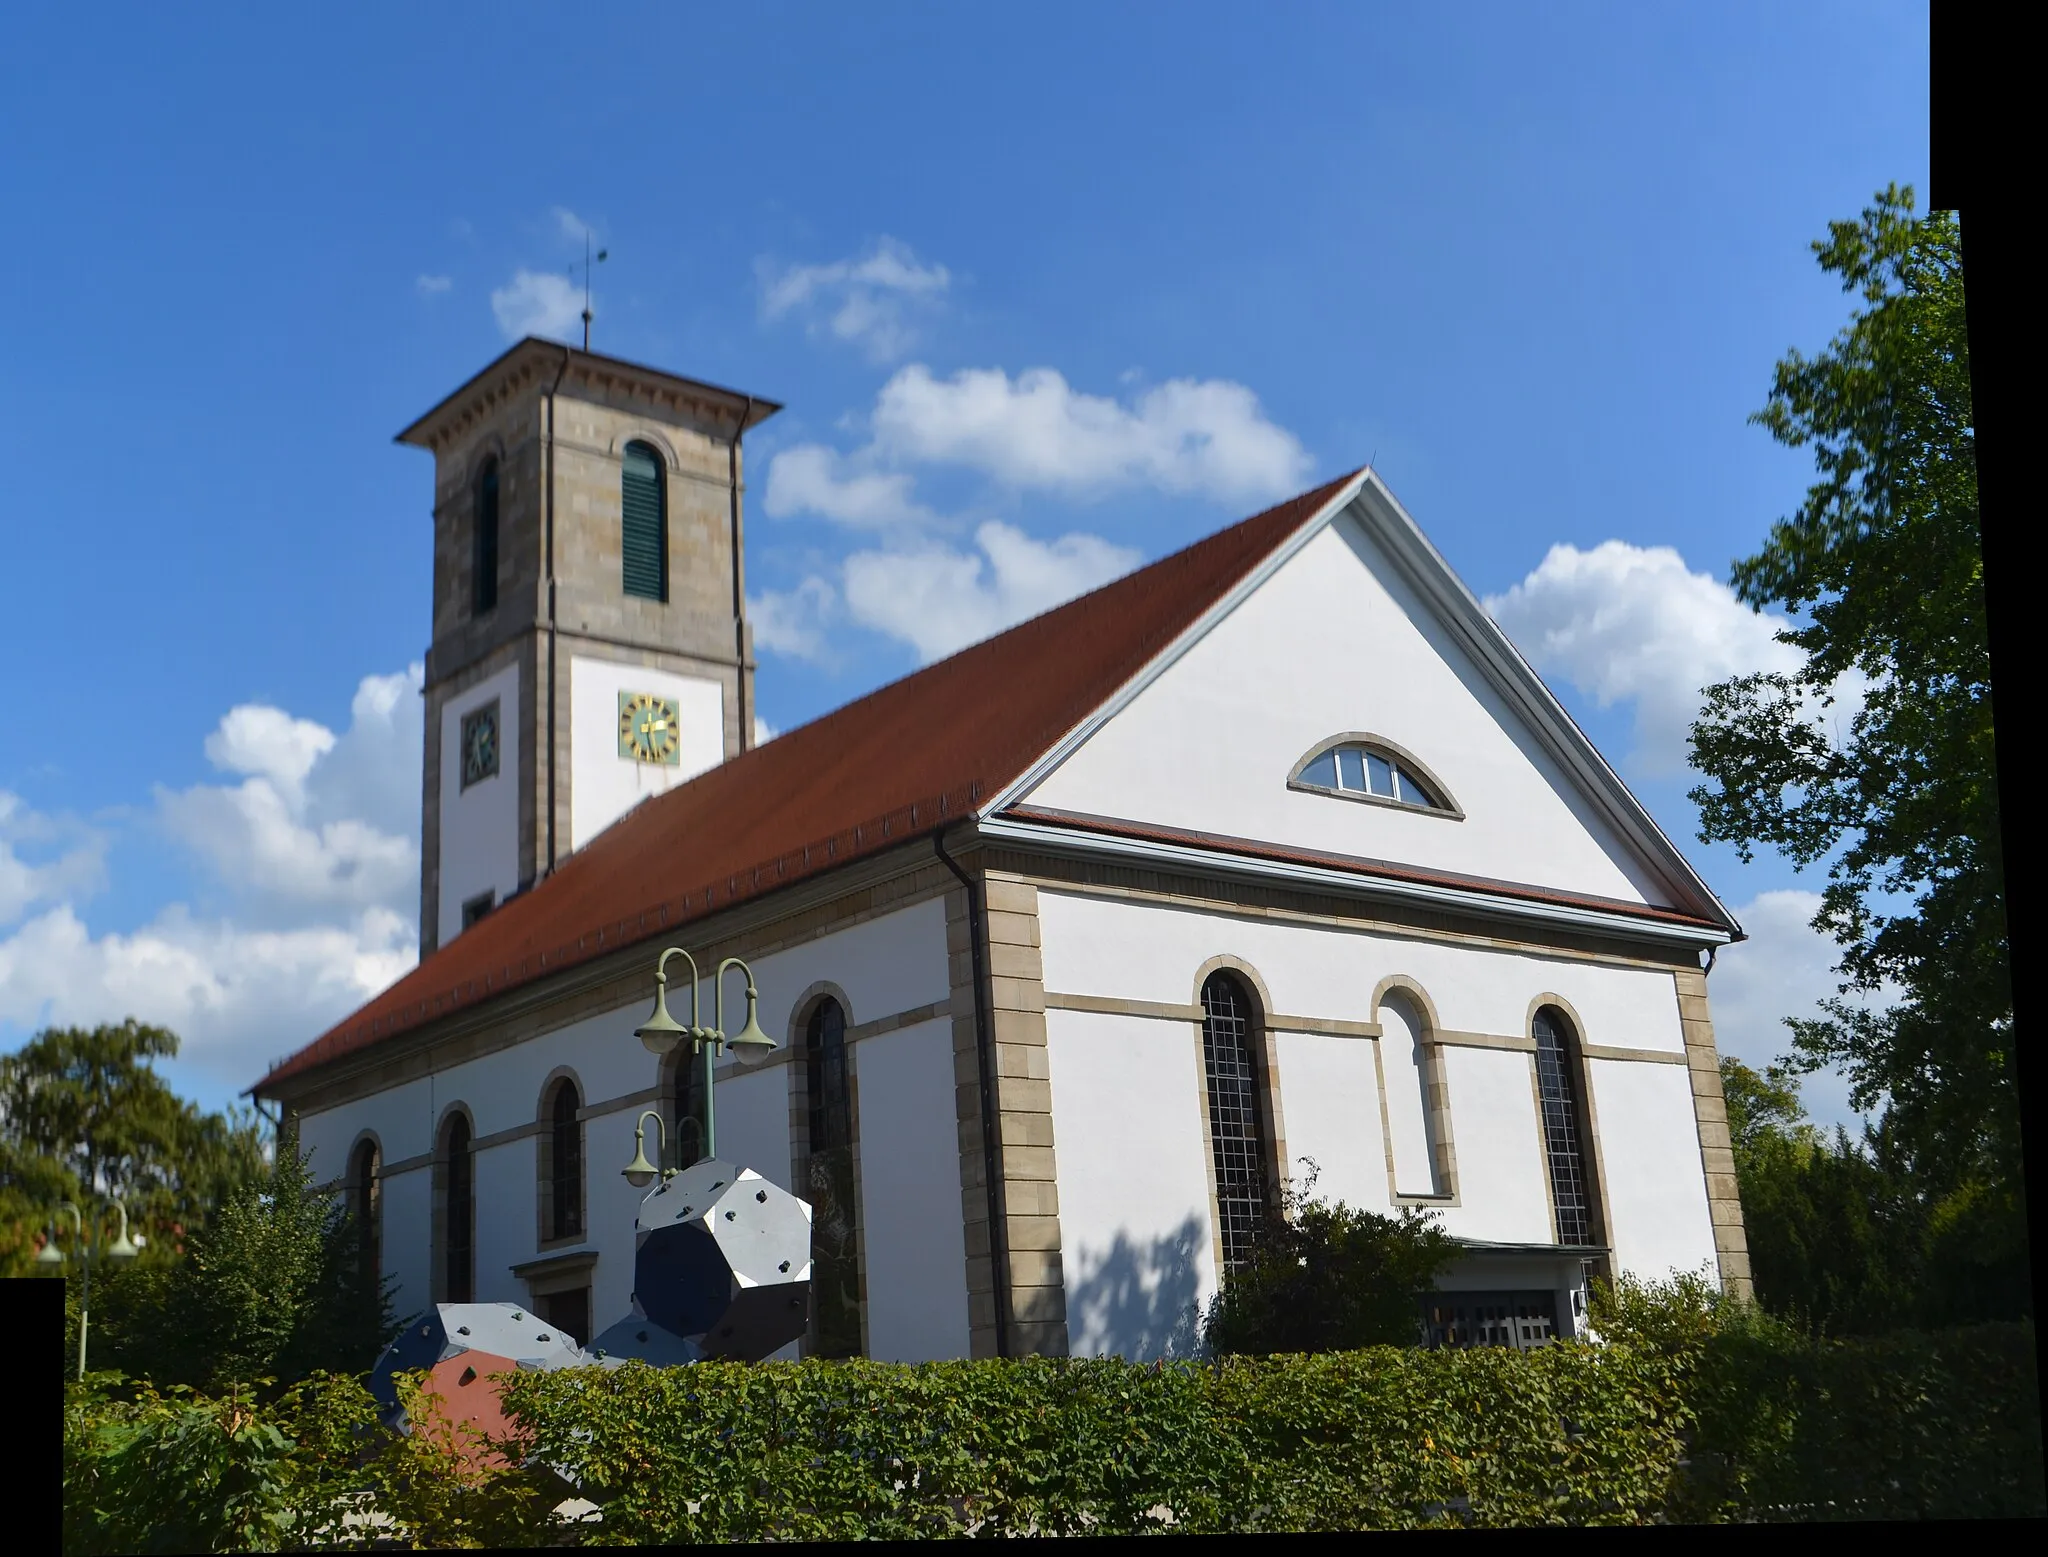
[0,903,416,1095]
[157,668,422,921]
[0,792,107,929]
[749,576,840,665]
[843,520,1141,664]
[1,667,425,1098]
[762,445,935,530]
[1711,889,1893,1133]
[553,206,595,244]
[491,269,582,341]
[1483,541,1861,776]
[753,717,778,745]
[416,274,452,296]
[869,365,1313,504]
[758,237,950,363]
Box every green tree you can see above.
[1720,1058,1917,1334]
[1,1020,266,1276]
[1201,1161,1461,1356]
[1688,187,2024,1321]
[110,1120,400,1391]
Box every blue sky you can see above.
[0,3,1929,1124]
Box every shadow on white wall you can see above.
[1065,1215,1206,1360]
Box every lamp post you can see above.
[37,1198,144,1380]
[627,948,777,1181]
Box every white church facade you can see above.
[254,340,1752,1362]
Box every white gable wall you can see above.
[1025,514,1676,909]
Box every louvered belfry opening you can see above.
[473,458,499,615]
[804,998,861,1357]
[621,440,667,601]
[1201,972,1271,1270]
[1533,1008,1595,1246]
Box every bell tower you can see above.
[397,338,782,955]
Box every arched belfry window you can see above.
[347,1138,381,1281]
[542,1078,584,1243]
[621,440,667,601]
[1200,972,1271,1270]
[473,458,500,616]
[1533,1008,1597,1246]
[438,1111,475,1303]
[802,998,860,1357]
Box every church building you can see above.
[253,339,1752,1362]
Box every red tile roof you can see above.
[254,472,1363,1095]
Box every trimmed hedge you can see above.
[63,1323,2043,1549]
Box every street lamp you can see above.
[629,948,776,1176]
[621,1111,709,1189]
[39,1199,145,1380]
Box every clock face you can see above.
[618,691,683,766]
[460,701,500,789]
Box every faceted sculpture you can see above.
[630,1158,813,1360]
[585,1314,705,1368]
[368,1302,586,1435]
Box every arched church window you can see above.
[473,458,500,615]
[662,1042,707,1174]
[1201,972,1271,1270]
[438,1111,475,1303]
[1533,1008,1597,1246]
[621,440,667,601]
[543,1078,584,1242]
[347,1137,381,1282]
[1293,738,1455,813]
[802,997,860,1357]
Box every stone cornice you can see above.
[395,338,782,455]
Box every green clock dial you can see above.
[618,691,682,766]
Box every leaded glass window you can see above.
[547,1079,583,1241]
[804,998,860,1357]
[1201,973,1270,1270]
[441,1112,474,1303]
[1533,1008,1595,1246]
[348,1138,380,1282]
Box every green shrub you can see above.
[1594,1271,2046,1522]
[59,1289,2045,1547]
[1200,1162,1463,1357]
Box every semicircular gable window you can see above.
[1294,740,1454,813]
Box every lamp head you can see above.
[622,1134,658,1189]
[35,1237,63,1269]
[729,984,777,1068]
[636,978,687,1056]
